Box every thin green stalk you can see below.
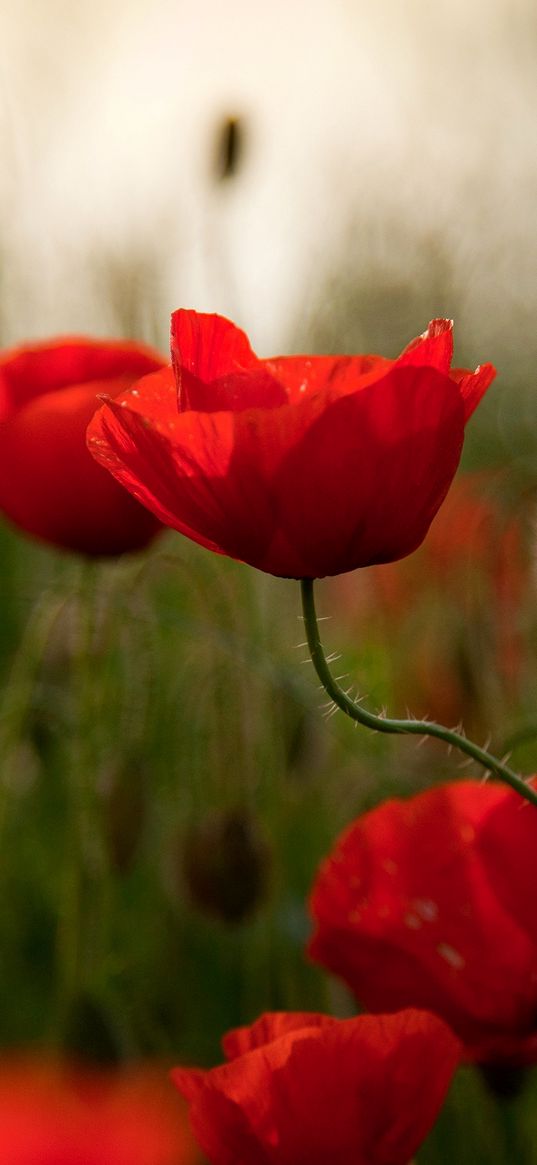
[300,578,537,810]
[0,591,71,843]
[58,561,108,1019]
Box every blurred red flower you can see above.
[172,1008,460,1164]
[87,310,494,578]
[0,337,165,555]
[309,779,537,1065]
[0,1058,199,1165]
[326,470,530,731]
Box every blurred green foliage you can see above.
[0,453,537,1160]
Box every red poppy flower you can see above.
[0,337,165,555]
[0,1058,199,1165]
[309,779,537,1065]
[172,1008,459,1164]
[87,310,494,578]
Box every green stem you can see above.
[300,578,537,810]
[0,591,71,845]
[58,562,107,1020]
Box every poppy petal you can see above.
[0,335,166,557]
[173,1010,459,1165]
[476,777,537,935]
[267,364,464,576]
[171,310,276,412]
[399,318,454,373]
[223,1012,335,1060]
[0,338,163,421]
[89,362,465,578]
[0,1058,197,1165]
[309,780,537,1063]
[262,353,392,405]
[89,312,494,578]
[451,363,497,420]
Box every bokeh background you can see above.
[1,1,537,1160]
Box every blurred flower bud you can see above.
[62,992,124,1068]
[181,808,270,924]
[479,1063,529,1101]
[279,691,327,777]
[213,114,246,181]
[99,759,148,875]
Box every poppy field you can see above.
[0,307,537,1162]
[3,3,537,1160]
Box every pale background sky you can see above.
[0,0,536,406]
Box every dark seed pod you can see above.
[99,759,148,875]
[479,1062,529,1101]
[182,808,270,924]
[213,115,246,181]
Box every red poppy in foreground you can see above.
[87,310,495,578]
[0,1058,198,1165]
[309,779,537,1065]
[0,337,165,555]
[172,1008,460,1164]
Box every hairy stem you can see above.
[300,578,537,809]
